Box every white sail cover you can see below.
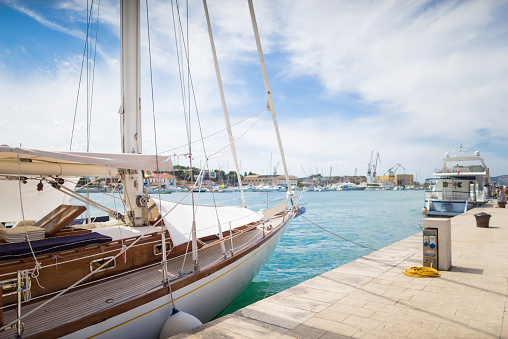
[0,146,172,176]
[0,177,77,222]
[155,200,262,246]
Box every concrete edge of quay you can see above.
[172,201,508,339]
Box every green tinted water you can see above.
[216,189,424,317]
[75,189,424,318]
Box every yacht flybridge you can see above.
[0,1,302,338]
[424,145,489,217]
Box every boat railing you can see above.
[425,190,472,201]
[439,165,486,173]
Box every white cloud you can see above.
[2,0,507,180]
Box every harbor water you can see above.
[74,189,424,318]
[217,189,424,317]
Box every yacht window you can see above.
[90,256,116,273]
[154,242,171,255]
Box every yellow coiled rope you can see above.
[402,266,441,278]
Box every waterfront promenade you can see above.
[174,201,507,338]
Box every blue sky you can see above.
[1,0,507,181]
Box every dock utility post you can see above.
[422,218,452,271]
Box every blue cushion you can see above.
[0,233,112,260]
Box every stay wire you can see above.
[87,0,101,149]
[145,0,162,197]
[300,215,379,252]
[158,108,267,155]
[263,217,294,299]
[70,0,94,150]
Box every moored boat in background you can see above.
[424,145,490,217]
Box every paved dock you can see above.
[174,202,507,338]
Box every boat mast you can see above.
[119,0,148,226]
[248,0,291,191]
[202,0,247,208]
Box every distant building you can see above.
[243,174,297,187]
[145,172,176,188]
[336,176,367,184]
[203,180,216,187]
[379,174,414,187]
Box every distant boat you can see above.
[424,145,490,217]
[340,183,366,191]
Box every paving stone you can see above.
[303,316,360,337]
[467,319,502,337]
[282,286,347,304]
[180,203,508,338]
[212,314,289,338]
[283,324,326,339]
[299,276,359,294]
[377,323,412,337]
[342,314,386,330]
[454,309,503,325]
[326,303,376,318]
[235,300,314,330]
[269,292,332,312]
[313,306,350,323]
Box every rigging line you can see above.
[145,0,162,205]
[173,0,199,269]
[158,108,267,155]
[174,0,209,188]
[69,0,94,151]
[0,184,200,333]
[160,107,267,162]
[108,168,125,244]
[263,211,295,299]
[248,0,291,190]
[173,0,195,155]
[16,153,43,275]
[300,215,379,252]
[172,0,191,149]
[86,0,90,152]
[207,109,267,159]
[202,0,246,208]
[87,0,101,148]
[171,0,193,187]
[168,0,226,240]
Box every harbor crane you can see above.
[385,163,405,177]
[367,151,381,183]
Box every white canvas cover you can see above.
[0,146,172,176]
[0,177,77,222]
[155,200,262,246]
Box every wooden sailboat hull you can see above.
[10,215,291,339]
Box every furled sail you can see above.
[0,146,173,176]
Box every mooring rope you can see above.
[300,215,379,251]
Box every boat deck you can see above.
[0,218,284,338]
[175,202,508,338]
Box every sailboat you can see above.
[0,1,302,338]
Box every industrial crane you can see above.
[368,151,381,183]
[385,163,405,177]
[367,151,373,178]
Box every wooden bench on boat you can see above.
[34,205,87,236]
